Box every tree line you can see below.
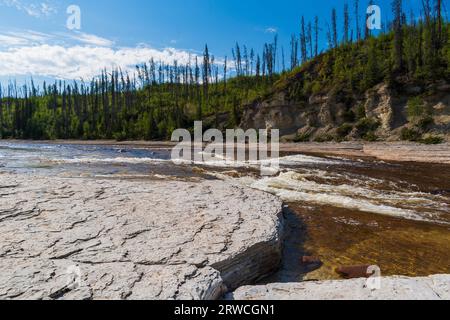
[0,0,448,141]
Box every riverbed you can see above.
[1,141,449,281]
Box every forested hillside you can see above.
[242,1,450,143]
[0,42,283,140]
[0,0,448,142]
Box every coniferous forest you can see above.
[0,0,449,141]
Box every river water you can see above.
[1,141,449,280]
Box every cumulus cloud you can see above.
[0,44,198,80]
[0,28,202,82]
[0,0,57,18]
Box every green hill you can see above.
[241,21,450,143]
[0,9,448,143]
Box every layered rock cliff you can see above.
[241,80,450,143]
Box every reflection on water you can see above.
[0,141,449,280]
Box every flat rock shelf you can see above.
[229,275,450,300]
[0,172,284,300]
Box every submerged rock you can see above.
[300,256,323,273]
[336,265,374,279]
[301,256,322,265]
[0,172,283,300]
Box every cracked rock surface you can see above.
[0,172,283,300]
[229,274,450,300]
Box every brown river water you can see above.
[0,142,449,281]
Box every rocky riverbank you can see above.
[229,274,450,300]
[0,167,448,300]
[0,172,283,300]
[5,140,450,164]
[278,142,450,164]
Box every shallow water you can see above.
[1,141,449,280]
[0,142,211,181]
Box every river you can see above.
[0,141,449,281]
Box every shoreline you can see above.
[0,171,284,300]
[0,141,449,299]
[229,274,450,300]
[1,170,448,300]
[2,139,450,164]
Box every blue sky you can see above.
[0,0,434,85]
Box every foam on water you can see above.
[240,171,449,225]
[183,153,339,169]
[50,157,169,164]
[278,154,340,165]
[1,141,448,226]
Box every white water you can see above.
[1,141,448,225]
[50,153,338,170]
[50,157,169,164]
[218,170,450,225]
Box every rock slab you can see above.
[229,274,450,300]
[0,172,283,300]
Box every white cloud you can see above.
[9,30,51,42]
[0,34,31,46]
[65,32,115,47]
[0,29,114,48]
[0,30,52,46]
[0,28,205,82]
[0,44,198,80]
[265,27,278,34]
[0,0,57,18]
[39,1,55,15]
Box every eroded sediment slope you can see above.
[230,275,450,300]
[0,172,283,300]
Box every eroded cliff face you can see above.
[241,81,450,142]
